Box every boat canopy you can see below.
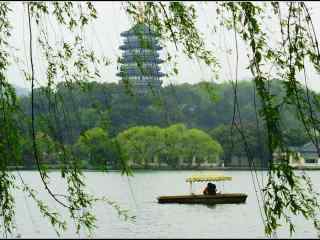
[186,175,232,183]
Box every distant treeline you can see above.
[14,80,313,169]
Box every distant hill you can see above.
[14,85,29,97]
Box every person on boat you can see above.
[203,182,217,195]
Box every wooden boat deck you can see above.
[157,193,247,204]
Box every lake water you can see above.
[10,170,320,238]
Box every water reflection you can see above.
[204,204,217,210]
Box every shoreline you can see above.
[8,165,320,171]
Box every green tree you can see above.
[160,124,186,168]
[209,122,269,168]
[74,127,114,168]
[116,126,164,167]
[116,124,223,169]
[182,128,223,167]
[36,132,59,165]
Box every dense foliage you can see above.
[117,124,223,168]
[16,80,311,169]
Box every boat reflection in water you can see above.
[157,174,248,205]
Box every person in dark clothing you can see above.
[203,182,217,195]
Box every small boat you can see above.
[157,174,247,204]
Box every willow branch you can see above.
[27,3,71,209]
[159,2,178,51]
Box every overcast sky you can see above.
[6,2,320,92]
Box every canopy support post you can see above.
[222,180,224,193]
[189,182,193,195]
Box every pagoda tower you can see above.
[117,23,165,95]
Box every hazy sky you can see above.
[6,2,320,92]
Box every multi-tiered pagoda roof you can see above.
[117,23,164,94]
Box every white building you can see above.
[274,142,320,167]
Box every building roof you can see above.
[119,43,162,50]
[299,142,318,153]
[118,55,164,64]
[120,23,159,37]
[186,175,232,183]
